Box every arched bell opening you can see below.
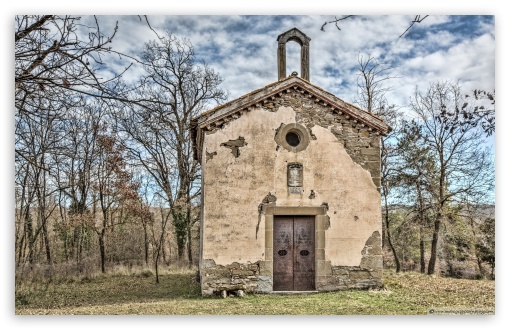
[277,28,311,81]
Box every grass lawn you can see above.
[15,268,495,315]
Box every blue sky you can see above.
[86,14,496,169]
[89,14,495,113]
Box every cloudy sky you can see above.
[91,14,494,114]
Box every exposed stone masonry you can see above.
[201,260,272,296]
[198,84,382,188]
[253,90,381,188]
[201,230,383,296]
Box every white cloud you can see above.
[71,15,495,117]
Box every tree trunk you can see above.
[476,256,484,279]
[39,155,52,264]
[187,228,192,266]
[420,226,426,273]
[187,205,193,267]
[154,251,160,284]
[175,213,186,260]
[77,225,84,265]
[381,220,386,248]
[154,232,164,284]
[99,231,106,273]
[42,220,52,264]
[469,217,485,279]
[177,241,185,260]
[161,233,167,263]
[385,207,400,272]
[416,180,426,274]
[427,217,441,275]
[26,209,35,265]
[383,187,400,272]
[17,232,26,267]
[143,221,149,266]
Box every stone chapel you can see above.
[191,28,391,296]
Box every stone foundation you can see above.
[201,261,382,296]
[201,231,383,296]
[201,260,272,296]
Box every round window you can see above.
[285,131,301,147]
[275,123,310,152]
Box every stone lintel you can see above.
[264,206,327,216]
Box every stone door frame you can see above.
[260,205,330,291]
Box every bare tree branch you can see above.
[320,14,429,39]
[320,15,355,32]
[399,15,429,38]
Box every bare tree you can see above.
[354,54,400,114]
[151,203,172,284]
[353,54,402,272]
[15,15,190,283]
[55,102,103,268]
[89,128,140,273]
[15,15,129,118]
[14,15,126,269]
[117,33,227,269]
[408,81,494,275]
[15,89,65,266]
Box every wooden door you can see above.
[273,216,315,291]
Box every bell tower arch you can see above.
[277,28,311,81]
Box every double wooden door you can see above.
[273,216,315,291]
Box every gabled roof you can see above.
[191,75,391,161]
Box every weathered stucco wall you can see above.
[200,91,382,295]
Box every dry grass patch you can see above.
[15,269,494,315]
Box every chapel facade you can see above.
[192,28,390,296]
